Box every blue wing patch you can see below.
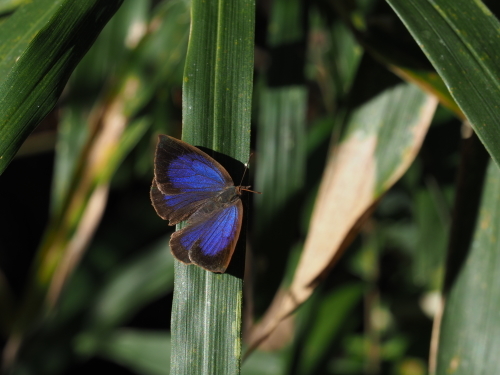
[151,135,234,226]
[167,154,228,191]
[170,200,243,273]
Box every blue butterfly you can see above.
[151,135,255,273]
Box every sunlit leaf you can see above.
[169,0,255,374]
[386,0,500,167]
[0,0,123,175]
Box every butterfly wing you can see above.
[151,135,235,225]
[170,199,243,273]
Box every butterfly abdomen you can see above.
[218,186,241,202]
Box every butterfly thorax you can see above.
[192,186,239,217]
[217,186,241,204]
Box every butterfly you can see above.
[151,135,258,273]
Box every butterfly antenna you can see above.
[241,187,262,194]
[238,153,252,186]
[238,153,262,194]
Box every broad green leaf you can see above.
[386,0,500,168]
[170,0,255,374]
[0,0,62,76]
[0,0,123,175]
[248,83,437,351]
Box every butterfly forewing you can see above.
[152,135,235,225]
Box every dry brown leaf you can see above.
[247,87,438,352]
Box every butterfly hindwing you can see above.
[151,135,235,225]
[170,199,243,273]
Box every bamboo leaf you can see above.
[436,158,500,374]
[0,0,123,175]
[170,0,255,374]
[0,0,62,76]
[386,0,500,168]
[429,131,490,374]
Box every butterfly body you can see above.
[151,135,245,273]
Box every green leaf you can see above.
[436,159,500,374]
[385,0,500,168]
[431,136,492,375]
[0,0,62,77]
[0,0,123,175]
[170,0,255,374]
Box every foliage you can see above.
[1,0,500,374]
